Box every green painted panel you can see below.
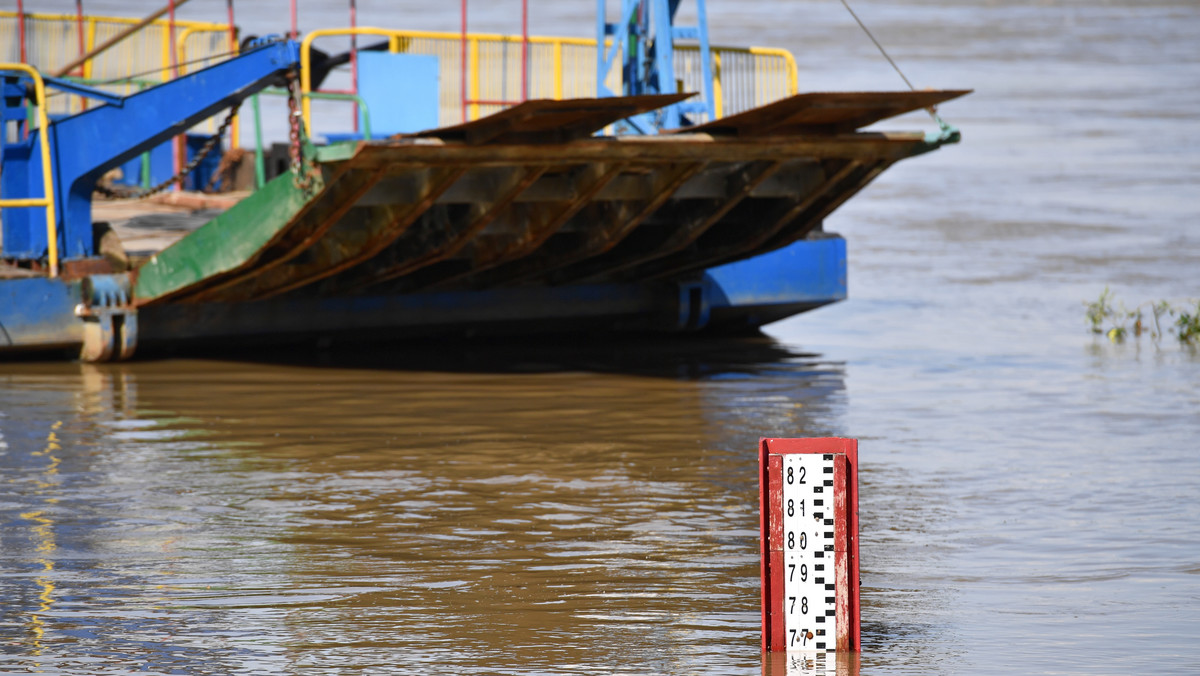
[133,172,325,302]
[315,143,357,163]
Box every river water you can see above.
[4,1,1199,674]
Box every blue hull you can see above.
[0,236,844,356]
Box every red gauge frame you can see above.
[759,437,860,653]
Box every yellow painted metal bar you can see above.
[176,26,225,75]
[0,10,227,32]
[175,25,239,134]
[337,27,594,48]
[712,52,723,119]
[229,37,240,149]
[0,198,52,207]
[301,27,416,136]
[0,63,59,277]
[160,23,171,82]
[469,38,480,121]
[83,19,96,80]
[748,46,799,94]
[176,27,194,75]
[553,40,563,100]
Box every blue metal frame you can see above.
[1,40,300,262]
[596,0,715,133]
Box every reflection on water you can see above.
[13,418,62,664]
[0,338,844,674]
[763,650,860,676]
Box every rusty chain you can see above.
[94,102,241,200]
[286,69,316,193]
[95,68,316,200]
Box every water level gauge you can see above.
[759,437,860,653]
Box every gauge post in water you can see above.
[759,438,860,653]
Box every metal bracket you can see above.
[75,273,138,362]
[677,279,711,330]
[41,75,126,107]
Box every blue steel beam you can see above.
[1,39,300,262]
[595,0,715,133]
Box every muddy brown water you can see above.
[4,1,1200,674]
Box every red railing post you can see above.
[460,0,468,123]
[75,1,86,74]
[460,0,530,121]
[169,0,183,190]
[167,1,178,76]
[521,0,528,101]
[350,0,359,132]
[227,0,239,150]
[227,0,237,46]
[76,0,89,110]
[16,0,27,64]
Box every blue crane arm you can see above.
[2,39,300,262]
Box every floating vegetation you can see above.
[1085,288,1200,344]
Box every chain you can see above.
[286,70,316,193]
[95,70,314,200]
[204,146,245,193]
[94,102,241,200]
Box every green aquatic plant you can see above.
[1085,287,1117,335]
[1176,300,1200,343]
[1084,291,1198,345]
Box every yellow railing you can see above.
[681,45,799,118]
[301,28,606,134]
[177,25,238,76]
[0,63,58,277]
[0,11,232,120]
[4,11,798,143]
[175,27,241,146]
[301,27,799,135]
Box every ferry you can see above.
[0,2,966,360]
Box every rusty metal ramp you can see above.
[133,90,968,306]
[674,90,969,137]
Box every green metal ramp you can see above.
[133,90,967,307]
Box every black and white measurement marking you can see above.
[781,452,837,651]
[760,437,858,653]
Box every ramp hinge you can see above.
[75,274,138,362]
